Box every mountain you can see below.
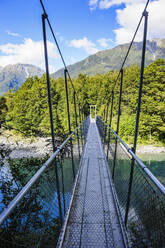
[52,38,165,79]
[0,64,44,96]
[1,39,165,96]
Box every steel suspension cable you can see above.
[104,0,150,117]
[111,0,150,92]
[39,0,81,108]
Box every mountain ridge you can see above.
[52,38,165,79]
[0,38,165,96]
[0,63,44,96]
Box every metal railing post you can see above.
[78,103,84,150]
[83,111,85,122]
[59,157,66,215]
[107,90,114,159]
[64,69,75,179]
[90,105,91,120]
[124,11,148,226]
[78,102,82,124]
[104,102,109,148]
[42,13,63,224]
[105,102,109,124]
[112,69,123,179]
[103,108,106,121]
[95,105,97,120]
[73,90,81,159]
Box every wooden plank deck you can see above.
[58,120,127,248]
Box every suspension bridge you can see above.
[0,0,165,247]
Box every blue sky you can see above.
[0,0,164,73]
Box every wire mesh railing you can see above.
[97,116,165,247]
[0,117,90,247]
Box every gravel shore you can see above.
[0,134,53,159]
[0,134,165,160]
[136,145,165,154]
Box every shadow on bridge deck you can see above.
[58,120,128,248]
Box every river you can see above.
[138,153,165,186]
[0,151,164,246]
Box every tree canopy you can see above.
[1,59,165,144]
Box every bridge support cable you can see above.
[103,108,106,121]
[111,0,150,92]
[64,69,75,179]
[105,102,109,124]
[103,102,109,147]
[78,102,84,149]
[58,157,66,214]
[124,10,149,226]
[107,90,114,159]
[40,0,83,127]
[73,90,81,160]
[42,13,63,224]
[112,69,123,180]
[106,1,150,161]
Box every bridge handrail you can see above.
[97,116,165,196]
[0,119,87,225]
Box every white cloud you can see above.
[6,30,21,37]
[114,0,165,44]
[114,3,144,44]
[99,0,145,9]
[147,0,165,39]
[89,0,146,10]
[89,0,165,45]
[89,0,99,10]
[98,38,114,47]
[0,38,59,72]
[69,37,99,54]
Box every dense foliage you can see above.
[0,59,165,144]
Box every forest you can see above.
[0,59,165,145]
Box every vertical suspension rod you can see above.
[105,102,109,124]
[124,11,148,226]
[133,11,148,153]
[107,90,114,158]
[104,102,109,145]
[64,69,75,179]
[112,69,123,179]
[73,89,81,159]
[79,102,84,149]
[42,13,63,224]
[42,14,56,151]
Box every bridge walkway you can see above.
[58,120,127,248]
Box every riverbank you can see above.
[0,134,52,159]
[136,145,165,155]
[0,133,165,159]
